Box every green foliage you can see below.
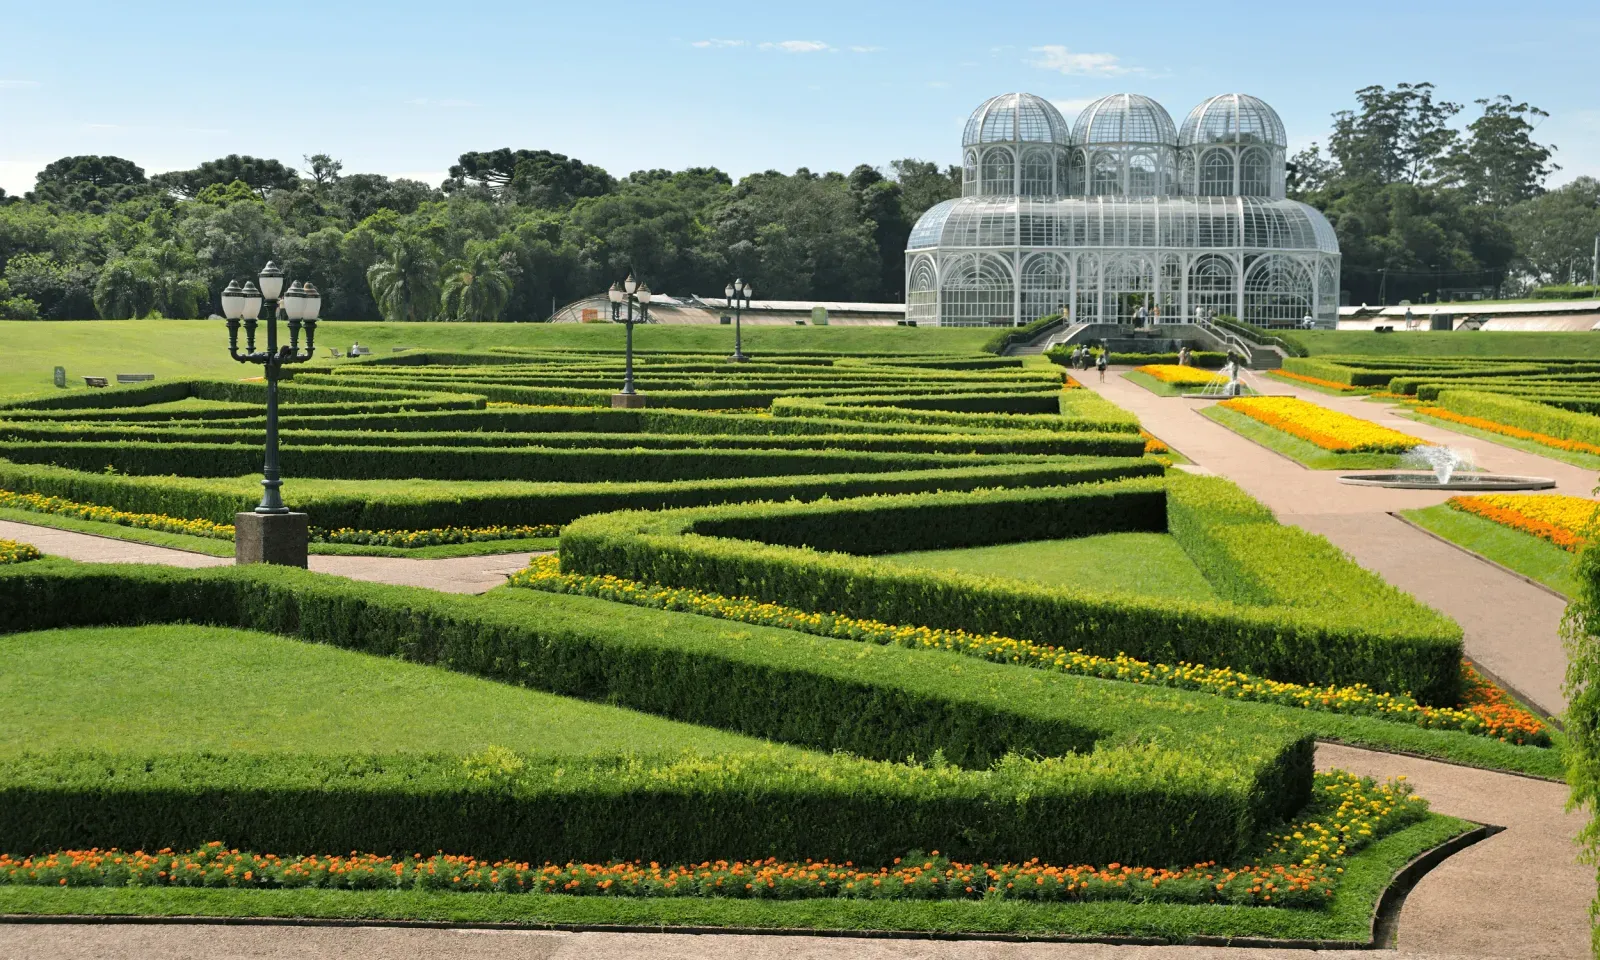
[152,155,300,200]
[559,477,1464,703]
[1212,316,1309,358]
[1049,348,1229,369]
[1564,538,1600,956]
[367,234,442,322]
[29,156,151,213]
[439,247,514,321]
[1433,389,1600,447]
[0,559,1312,865]
[981,313,1065,355]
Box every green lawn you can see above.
[0,321,997,399]
[1297,331,1600,359]
[0,625,780,756]
[879,532,1217,602]
[1199,405,1412,470]
[1400,503,1579,597]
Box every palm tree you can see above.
[440,248,514,322]
[366,235,441,322]
[92,257,158,319]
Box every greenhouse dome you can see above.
[905,91,1341,329]
[960,93,1075,198]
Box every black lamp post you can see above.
[607,274,651,407]
[221,261,319,565]
[725,278,752,362]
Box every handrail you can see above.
[1194,317,1254,364]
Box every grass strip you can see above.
[1402,410,1600,471]
[1400,504,1579,598]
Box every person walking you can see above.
[1134,302,1148,327]
[1096,345,1109,382]
[1151,303,1162,324]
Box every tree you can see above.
[440,246,514,321]
[1506,177,1600,284]
[152,155,300,200]
[1442,96,1558,209]
[889,159,961,220]
[92,256,158,319]
[0,278,40,319]
[366,234,441,322]
[139,240,209,318]
[711,169,881,301]
[1327,83,1460,185]
[851,168,912,299]
[304,154,343,188]
[3,253,97,318]
[29,156,151,213]
[445,149,615,206]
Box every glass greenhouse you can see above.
[907,92,1340,328]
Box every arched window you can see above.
[963,150,978,197]
[981,146,1014,196]
[1020,148,1054,197]
[1178,151,1196,196]
[940,253,1014,326]
[907,256,938,324]
[1244,255,1314,328]
[1020,253,1071,324]
[1090,152,1120,197]
[1075,253,1101,323]
[1102,255,1155,323]
[1200,149,1234,196]
[1188,253,1238,321]
[1055,152,1072,197]
[1128,154,1159,197]
[1316,259,1339,322]
[1240,147,1270,197]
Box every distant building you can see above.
[905,92,1342,328]
[550,294,904,325]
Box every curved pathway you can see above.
[1080,371,1585,716]
[0,519,538,594]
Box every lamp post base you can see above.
[234,511,309,568]
[611,392,647,409]
[729,353,751,363]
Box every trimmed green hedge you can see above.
[0,457,1163,528]
[0,560,1312,865]
[1048,349,1229,369]
[1430,389,1600,447]
[981,313,1065,355]
[558,478,1463,704]
[772,392,1141,437]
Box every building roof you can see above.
[1179,94,1287,148]
[962,93,1073,148]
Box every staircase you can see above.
[1006,323,1086,355]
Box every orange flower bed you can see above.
[1063,375,1083,390]
[1140,430,1170,455]
[1269,370,1362,393]
[1447,494,1600,553]
[1460,661,1550,744]
[1415,407,1600,457]
[1218,397,1423,453]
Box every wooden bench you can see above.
[116,373,155,383]
[82,377,108,388]
[327,348,343,359]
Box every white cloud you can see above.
[691,38,746,48]
[0,80,40,89]
[386,171,449,187]
[849,45,882,54]
[406,97,477,108]
[759,40,830,53]
[1027,45,1131,76]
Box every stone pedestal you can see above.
[611,392,647,409]
[234,511,309,568]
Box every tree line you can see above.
[0,150,960,322]
[0,81,1593,321]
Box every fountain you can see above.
[1339,444,1555,490]
[1183,358,1258,399]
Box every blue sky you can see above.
[1,0,1597,196]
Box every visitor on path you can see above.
[1178,346,1191,367]
[1096,347,1108,382]
[1134,303,1148,327]
[1151,303,1161,324]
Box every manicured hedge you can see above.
[0,560,1312,865]
[981,313,1065,355]
[1430,389,1600,448]
[559,478,1463,704]
[772,393,1142,437]
[0,442,1137,482]
[1047,349,1229,369]
[0,457,1162,528]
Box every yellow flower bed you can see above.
[506,556,1546,745]
[1135,364,1227,387]
[1219,397,1423,453]
[0,538,41,564]
[1448,494,1600,552]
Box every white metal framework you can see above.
[909,92,1340,328]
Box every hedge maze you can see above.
[0,344,1555,937]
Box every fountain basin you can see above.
[1338,472,1555,491]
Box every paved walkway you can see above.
[0,742,1585,959]
[1081,371,1585,716]
[0,519,537,594]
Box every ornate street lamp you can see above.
[221,260,320,566]
[608,274,651,408]
[724,278,753,363]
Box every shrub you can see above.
[558,477,1464,703]
[0,560,1312,865]
[980,312,1066,355]
[1432,390,1600,449]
